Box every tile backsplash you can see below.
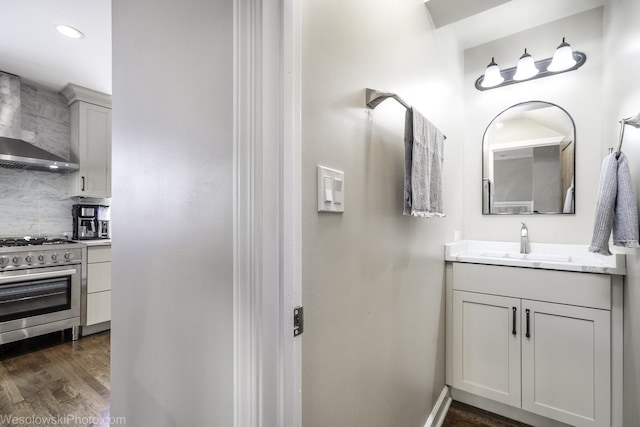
[0,82,73,237]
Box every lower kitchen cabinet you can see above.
[449,262,616,427]
[85,244,111,328]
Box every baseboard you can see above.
[81,321,110,336]
[424,386,452,427]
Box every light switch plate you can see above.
[318,165,345,213]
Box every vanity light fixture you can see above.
[56,24,84,39]
[475,37,586,91]
[513,49,539,80]
[548,37,577,72]
[480,58,504,88]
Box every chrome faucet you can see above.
[520,222,529,254]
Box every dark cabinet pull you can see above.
[512,307,517,336]
[81,176,85,191]
[525,309,531,338]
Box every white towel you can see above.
[562,176,574,213]
[403,108,446,217]
[589,152,639,255]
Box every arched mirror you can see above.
[482,101,575,214]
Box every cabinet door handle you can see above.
[81,176,85,191]
[512,307,517,336]
[525,308,531,338]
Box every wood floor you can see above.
[443,400,531,427]
[0,331,110,427]
[0,332,529,427]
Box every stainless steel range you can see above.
[0,237,86,344]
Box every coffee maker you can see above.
[72,204,110,240]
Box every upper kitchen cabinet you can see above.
[62,84,112,198]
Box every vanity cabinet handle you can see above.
[525,309,531,338]
[512,307,517,336]
[81,176,85,191]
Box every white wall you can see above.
[300,1,464,425]
[463,8,604,243]
[110,1,234,425]
[602,1,640,425]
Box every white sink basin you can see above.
[445,240,626,275]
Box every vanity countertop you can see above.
[445,240,626,275]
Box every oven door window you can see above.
[0,277,71,322]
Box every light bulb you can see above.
[548,37,577,72]
[480,58,504,88]
[513,49,539,81]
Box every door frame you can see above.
[233,0,302,426]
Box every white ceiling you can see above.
[425,0,512,29]
[0,0,111,94]
[0,0,605,96]
[439,0,605,49]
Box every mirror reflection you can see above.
[482,101,575,215]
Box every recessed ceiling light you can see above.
[56,24,84,39]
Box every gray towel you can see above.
[589,152,639,255]
[403,109,414,215]
[403,108,446,217]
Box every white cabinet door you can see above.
[453,291,522,407]
[87,262,112,293]
[86,291,111,326]
[70,102,112,198]
[521,300,611,427]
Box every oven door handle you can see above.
[0,269,77,284]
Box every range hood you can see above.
[0,72,78,172]
[0,136,79,172]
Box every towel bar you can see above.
[365,88,410,110]
[365,88,447,140]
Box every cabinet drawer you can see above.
[87,262,111,293]
[86,290,110,325]
[452,263,611,310]
[88,246,111,263]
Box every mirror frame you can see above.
[482,100,576,215]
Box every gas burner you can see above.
[42,238,74,245]
[0,237,75,248]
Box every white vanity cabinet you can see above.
[448,262,618,427]
[84,244,112,328]
[62,84,112,198]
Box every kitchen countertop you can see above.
[73,239,111,247]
